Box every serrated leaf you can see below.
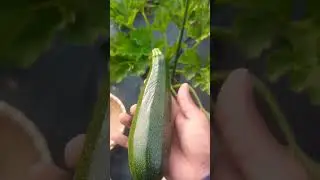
[179,48,201,67]
[130,28,152,46]
[110,56,131,83]
[185,0,210,40]
[111,31,151,59]
[0,6,64,68]
[111,0,138,28]
[181,66,196,80]
[152,6,171,32]
[192,65,210,94]
[234,10,279,58]
[158,0,185,28]
[284,20,320,66]
[266,46,294,82]
[152,38,166,50]
[130,56,149,76]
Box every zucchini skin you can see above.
[128,48,172,180]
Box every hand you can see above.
[213,69,308,180]
[28,68,309,180]
[113,83,211,180]
[27,83,211,180]
[27,134,85,180]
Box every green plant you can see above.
[213,1,320,179]
[1,0,107,69]
[213,0,320,105]
[110,0,210,95]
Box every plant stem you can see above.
[171,0,190,84]
[211,71,230,81]
[141,10,150,26]
[172,84,203,109]
[172,83,210,119]
[128,9,139,28]
[191,32,210,49]
[171,86,177,96]
[215,72,320,178]
[252,75,320,180]
[175,69,184,74]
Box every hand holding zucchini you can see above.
[128,48,173,180]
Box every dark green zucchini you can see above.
[128,48,172,180]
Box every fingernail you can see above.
[182,83,192,101]
[217,69,252,115]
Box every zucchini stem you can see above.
[172,84,209,118]
[141,10,150,26]
[214,71,320,178]
[171,0,190,84]
[251,75,320,179]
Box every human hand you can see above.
[27,83,211,180]
[29,68,308,180]
[213,68,308,180]
[27,134,85,180]
[112,83,211,180]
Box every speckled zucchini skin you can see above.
[128,48,172,180]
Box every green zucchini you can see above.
[128,48,172,180]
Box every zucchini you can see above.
[128,48,172,180]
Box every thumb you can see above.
[177,83,201,118]
[215,68,307,180]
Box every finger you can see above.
[64,134,86,169]
[130,104,137,115]
[215,68,307,179]
[111,133,128,148]
[119,112,132,128]
[29,162,71,180]
[177,83,201,118]
[171,96,180,121]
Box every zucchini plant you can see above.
[213,0,320,105]
[110,0,210,95]
[0,0,107,69]
[111,0,209,179]
[213,1,320,179]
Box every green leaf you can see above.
[284,20,320,66]
[193,65,210,94]
[110,0,210,88]
[179,48,201,67]
[110,56,131,83]
[111,0,138,28]
[130,28,152,46]
[152,6,171,32]
[234,10,281,58]
[62,0,108,44]
[266,46,294,82]
[0,6,64,68]
[158,0,185,28]
[130,56,149,76]
[185,0,210,40]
